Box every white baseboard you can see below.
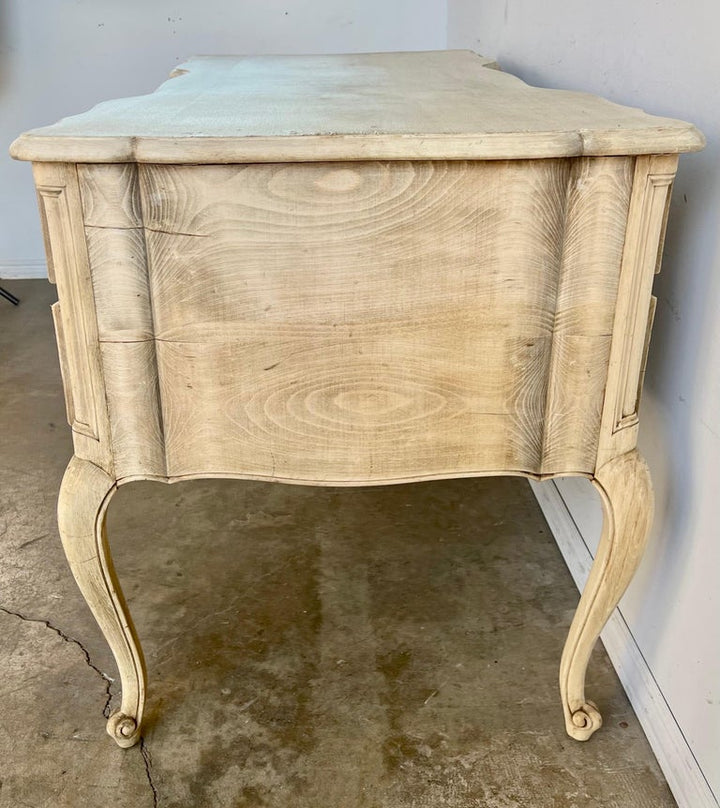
[530,479,719,808]
[0,259,47,279]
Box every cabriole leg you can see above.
[559,449,654,740]
[57,456,146,748]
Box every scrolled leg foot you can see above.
[566,700,602,741]
[58,456,147,748]
[107,710,142,748]
[559,450,654,741]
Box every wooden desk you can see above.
[11,51,703,748]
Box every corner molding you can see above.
[530,478,719,808]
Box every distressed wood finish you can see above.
[81,157,635,482]
[141,157,565,479]
[12,52,702,748]
[77,163,165,478]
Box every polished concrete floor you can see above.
[0,280,676,808]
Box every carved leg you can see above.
[559,449,654,740]
[57,456,146,748]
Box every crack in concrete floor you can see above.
[0,605,114,719]
[0,604,159,806]
[140,738,159,808]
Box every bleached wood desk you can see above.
[11,51,703,748]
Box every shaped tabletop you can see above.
[10,50,704,164]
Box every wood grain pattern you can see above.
[541,157,634,473]
[79,163,152,341]
[140,158,566,481]
[157,328,549,480]
[84,226,153,341]
[9,52,704,163]
[78,163,164,477]
[126,158,634,481]
[541,335,614,473]
[78,163,142,228]
[139,160,563,333]
[140,158,567,480]
[100,341,165,478]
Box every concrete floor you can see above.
[0,280,676,808]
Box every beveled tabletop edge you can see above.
[9,128,705,164]
[10,50,705,163]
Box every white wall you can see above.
[448,1,720,802]
[0,0,447,275]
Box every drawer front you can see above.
[81,158,634,482]
[154,326,551,481]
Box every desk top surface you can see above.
[11,50,703,164]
